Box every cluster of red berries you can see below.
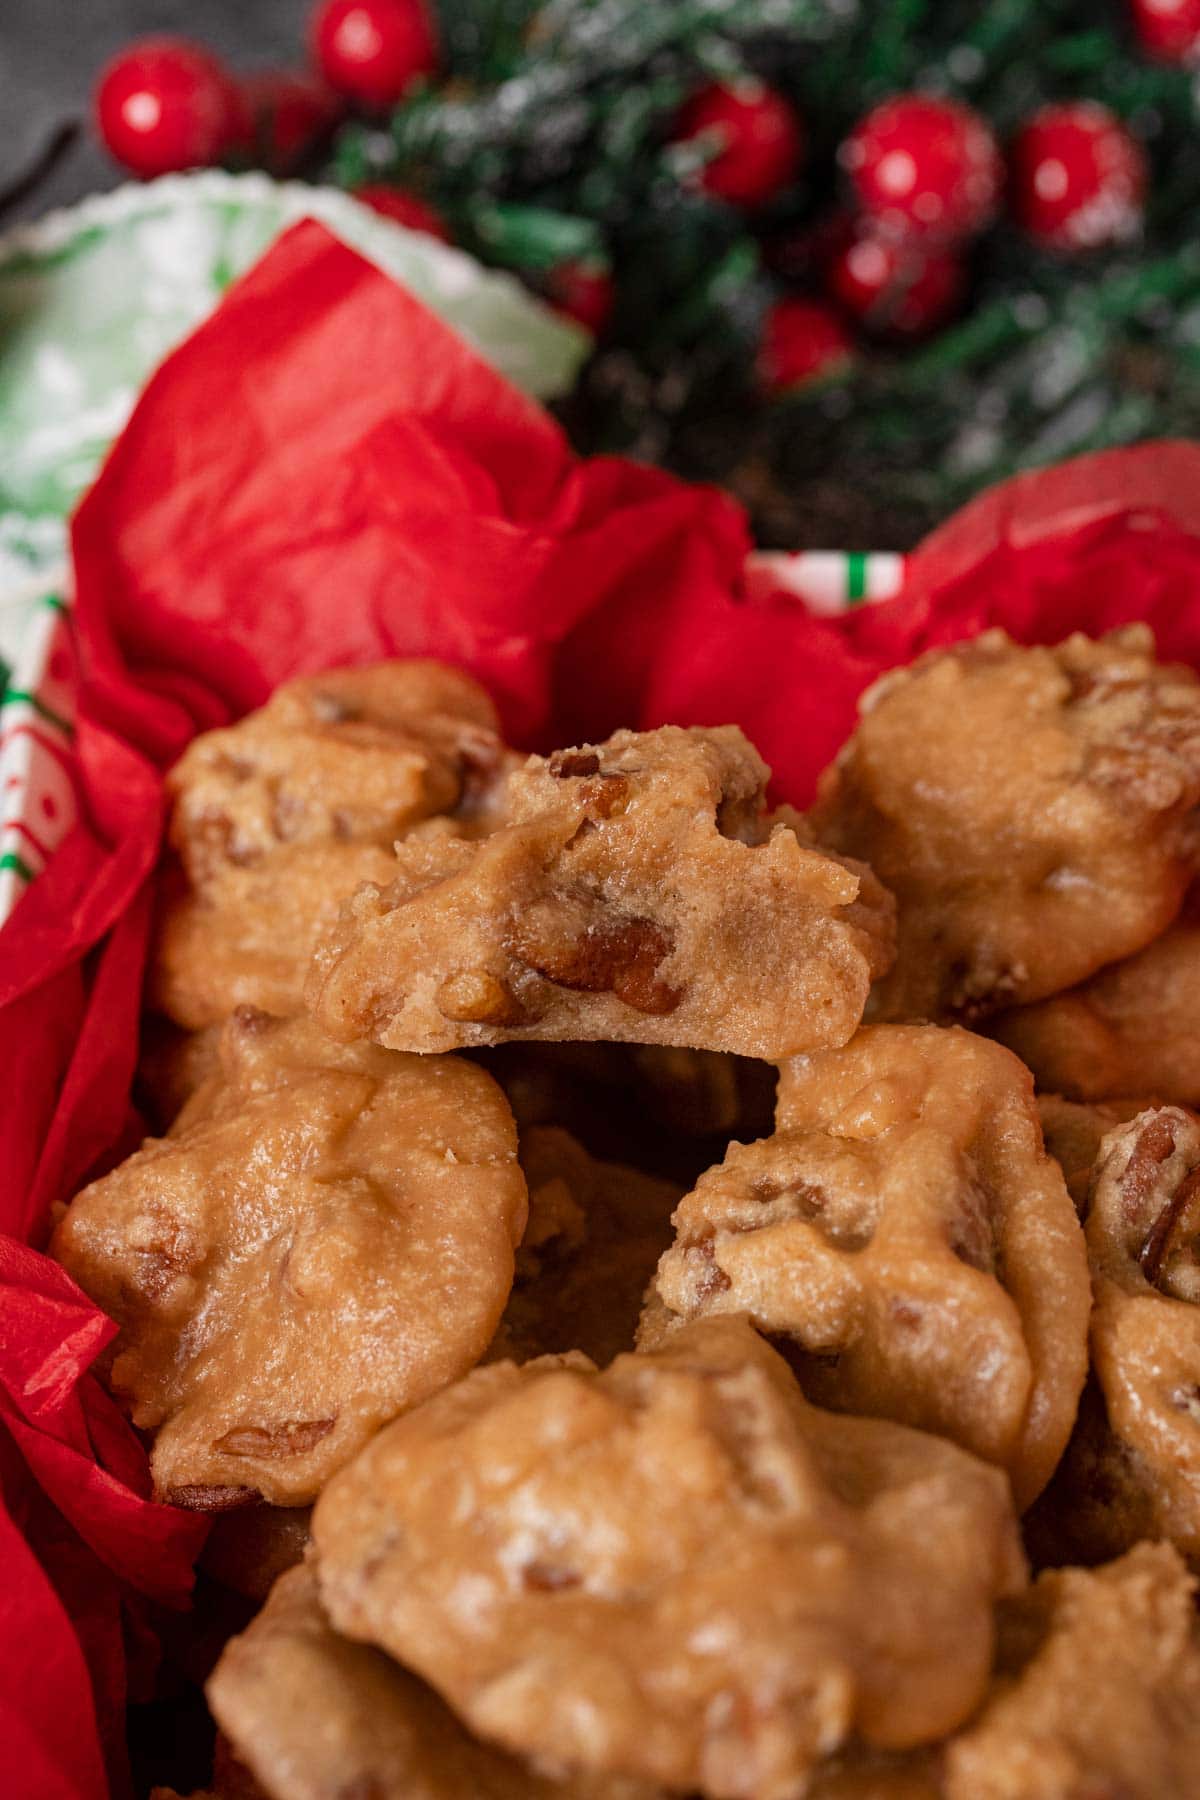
[95,4,435,193]
[96,1,441,178]
[687,82,1150,396]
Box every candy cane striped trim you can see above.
[744,550,907,616]
[0,569,75,927]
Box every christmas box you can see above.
[6,206,1200,1800]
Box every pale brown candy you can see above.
[151,660,512,1029]
[313,1317,1024,1800]
[207,1566,660,1800]
[643,1026,1089,1508]
[52,1012,526,1508]
[993,919,1200,1106]
[151,842,401,1031]
[169,661,506,886]
[486,1126,681,1367]
[1039,1106,1200,1568]
[811,627,1200,1022]
[942,1545,1200,1800]
[307,725,895,1060]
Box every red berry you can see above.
[757,298,855,395]
[95,37,240,179]
[1010,102,1147,251]
[311,0,438,110]
[826,232,965,339]
[840,94,1002,244]
[353,185,451,241]
[673,79,804,208]
[544,262,615,336]
[236,72,342,174]
[1129,0,1200,62]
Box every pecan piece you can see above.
[548,750,600,779]
[1109,1110,1200,1295]
[1140,1163,1200,1294]
[167,1483,260,1512]
[436,970,525,1026]
[231,1003,274,1035]
[512,904,681,1016]
[213,1419,336,1460]
[577,773,630,818]
[522,1561,583,1592]
[456,723,510,813]
[685,1235,733,1302]
[127,1206,204,1300]
[1121,1111,1178,1225]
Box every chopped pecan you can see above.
[437,969,526,1026]
[888,1299,924,1330]
[1140,1163,1200,1292]
[1111,1111,1200,1294]
[1121,1112,1180,1222]
[167,1483,260,1512]
[740,1165,871,1252]
[548,749,601,779]
[455,723,509,813]
[212,1419,336,1460]
[1065,669,1148,704]
[129,1209,203,1301]
[577,773,630,818]
[231,1004,274,1035]
[686,1235,733,1302]
[749,1173,826,1221]
[522,1561,582,1592]
[513,905,681,1016]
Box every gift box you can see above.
[6,209,1200,1800]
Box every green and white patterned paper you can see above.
[0,568,75,926]
[0,170,589,589]
[743,550,906,615]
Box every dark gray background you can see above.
[2,1,306,220]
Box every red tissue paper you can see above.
[5,213,1200,1798]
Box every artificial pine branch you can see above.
[330,0,1200,543]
